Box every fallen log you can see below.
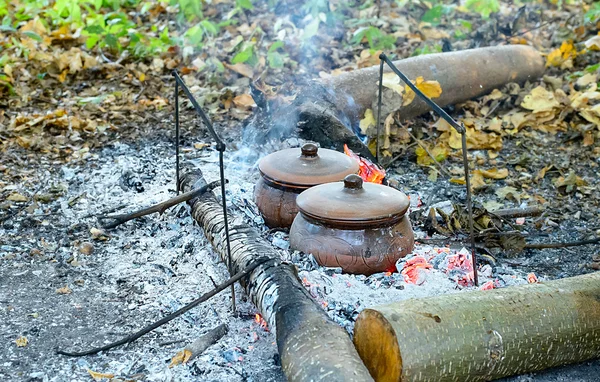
[180,168,373,382]
[323,45,545,124]
[353,271,600,382]
[248,46,544,161]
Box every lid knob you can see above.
[344,174,363,190]
[300,143,318,158]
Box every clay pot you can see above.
[255,143,359,228]
[289,174,414,275]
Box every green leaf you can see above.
[268,40,284,52]
[85,25,104,34]
[85,34,100,49]
[232,44,254,64]
[22,31,42,42]
[105,33,119,50]
[236,0,253,10]
[464,0,499,19]
[267,51,284,68]
[200,19,218,36]
[585,3,600,25]
[303,18,320,40]
[421,5,443,25]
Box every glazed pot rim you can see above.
[259,170,313,192]
[298,210,406,230]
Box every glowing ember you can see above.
[344,144,386,184]
[401,256,433,284]
[445,251,475,287]
[527,272,538,283]
[480,280,495,290]
[254,313,269,331]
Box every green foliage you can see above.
[584,2,600,25]
[351,26,396,51]
[464,0,499,19]
[236,0,253,11]
[411,43,442,56]
[232,42,256,65]
[267,41,285,68]
[176,0,203,22]
[421,4,454,26]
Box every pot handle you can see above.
[344,174,363,190]
[300,143,319,158]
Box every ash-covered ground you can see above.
[1,139,599,381]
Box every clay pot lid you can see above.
[258,143,359,189]
[296,174,410,226]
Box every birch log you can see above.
[353,272,600,382]
[180,168,373,382]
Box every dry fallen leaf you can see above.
[521,86,560,113]
[224,62,254,78]
[380,72,404,95]
[403,76,442,106]
[446,124,503,151]
[87,369,115,381]
[584,35,600,51]
[7,193,28,202]
[359,109,376,135]
[496,186,521,203]
[15,336,28,347]
[169,349,193,368]
[546,40,576,67]
[478,168,509,180]
[233,94,256,108]
[56,285,72,294]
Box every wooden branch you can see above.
[492,206,543,219]
[56,258,267,357]
[185,323,228,361]
[353,272,600,381]
[181,168,374,382]
[98,180,221,229]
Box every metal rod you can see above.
[172,70,236,306]
[172,71,226,150]
[219,150,236,312]
[175,80,180,194]
[376,58,384,163]
[379,53,477,285]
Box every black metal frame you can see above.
[173,71,236,308]
[376,53,478,286]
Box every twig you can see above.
[159,339,187,347]
[185,323,228,361]
[404,128,452,179]
[81,203,128,219]
[493,206,543,219]
[525,237,600,249]
[56,257,272,357]
[98,180,221,229]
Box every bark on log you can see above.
[323,45,545,123]
[353,272,600,382]
[180,168,373,382]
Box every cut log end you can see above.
[353,309,402,382]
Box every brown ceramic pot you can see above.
[255,143,359,228]
[289,174,414,275]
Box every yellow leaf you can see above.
[169,349,193,368]
[545,48,562,67]
[470,170,487,190]
[7,193,28,202]
[58,70,68,83]
[415,144,448,166]
[138,72,146,82]
[478,168,509,180]
[381,72,404,95]
[359,109,376,135]
[87,369,115,381]
[233,94,256,108]
[402,76,442,106]
[56,285,72,295]
[446,124,502,151]
[15,336,28,347]
[521,86,560,113]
